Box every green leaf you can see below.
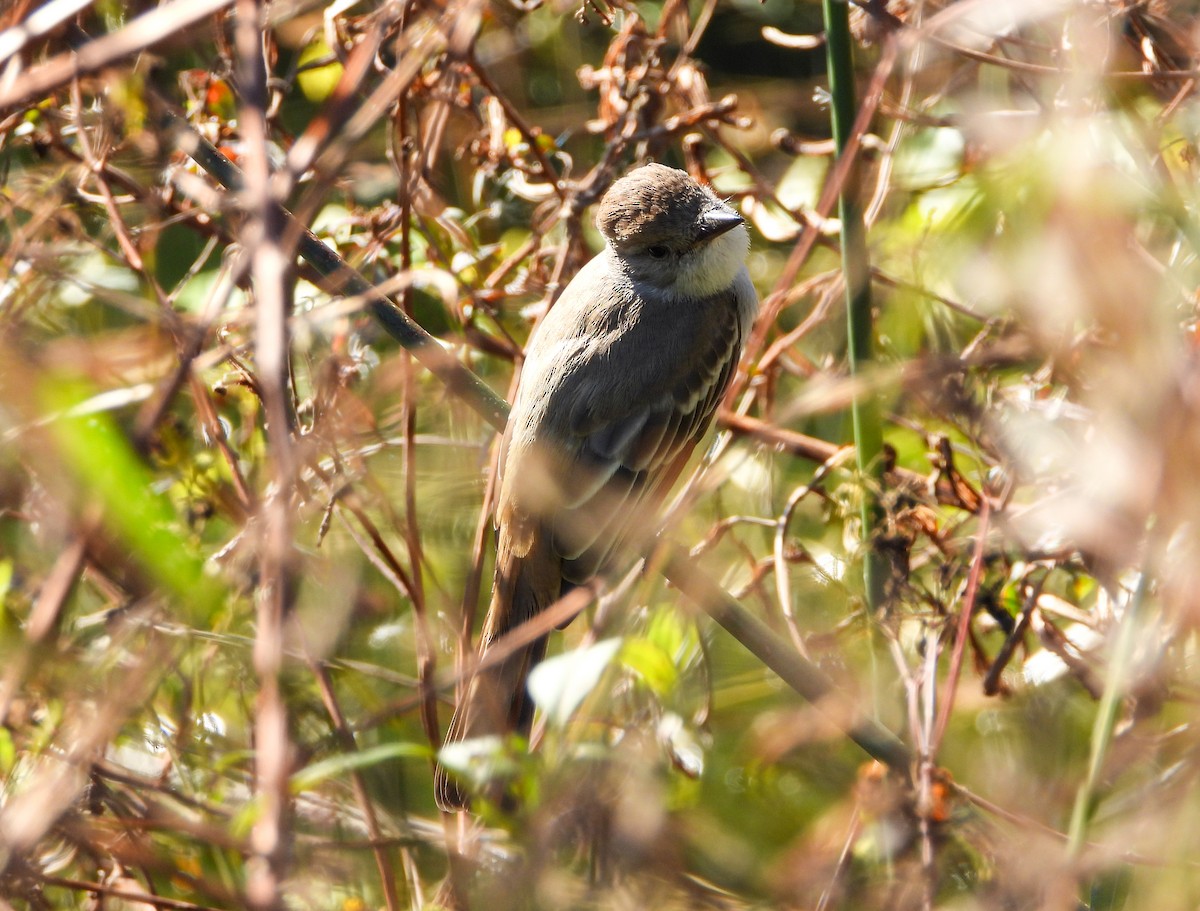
[0,727,14,774]
[645,606,700,667]
[290,742,431,793]
[297,39,344,103]
[528,637,622,727]
[0,558,11,608]
[41,377,224,619]
[620,637,677,696]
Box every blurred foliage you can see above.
[3,0,1200,909]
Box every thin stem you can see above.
[235,2,294,907]
[821,0,885,610]
[1067,558,1153,858]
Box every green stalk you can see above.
[822,0,885,610]
[1067,563,1152,859]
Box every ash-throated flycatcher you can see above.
[435,163,757,810]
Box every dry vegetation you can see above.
[3,0,1200,909]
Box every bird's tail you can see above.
[434,530,559,810]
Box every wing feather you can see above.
[499,264,755,580]
[553,294,744,570]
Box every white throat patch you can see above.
[673,224,751,300]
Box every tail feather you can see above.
[434,528,560,810]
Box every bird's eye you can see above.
[647,245,670,259]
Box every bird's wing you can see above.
[548,286,748,578]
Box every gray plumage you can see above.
[435,164,757,810]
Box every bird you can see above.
[434,162,758,810]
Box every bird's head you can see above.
[596,163,749,299]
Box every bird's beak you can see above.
[696,207,744,242]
